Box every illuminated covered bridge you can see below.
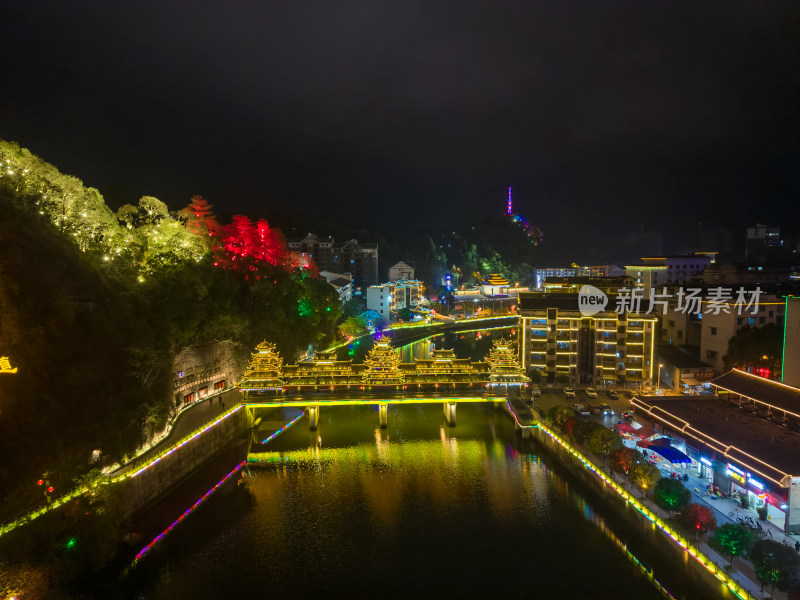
[238,339,529,429]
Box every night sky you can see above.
[1,1,798,248]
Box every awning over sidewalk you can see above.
[633,425,656,439]
[681,377,702,386]
[648,445,692,464]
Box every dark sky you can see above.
[1,1,798,248]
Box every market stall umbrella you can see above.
[616,422,636,433]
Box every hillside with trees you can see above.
[0,141,339,517]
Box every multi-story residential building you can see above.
[319,271,353,303]
[287,234,379,292]
[542,276,636,294]
[518,293,657,388]
[700,293,786,373]
[366,280,422,320]
[746,224,783,262]
[338,239,379,291]
[624,264,668,298]
[702,263,793,286]
[367,284,404,320]
[388,261,415,282]
[533,265,624,289]
[287,233,335,271]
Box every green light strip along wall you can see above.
[782,295,790,382]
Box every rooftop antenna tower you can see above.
[507,186,513,216]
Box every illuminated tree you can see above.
[178,195,220,245]
[723,324,783,378]
[628,463,660,493]
[709,523,754,566]
[653,477,691,512]
[547,405,571,427]
[216,215,290,273]
[678,503,717,539]
[749,539,800,594]
[609,447,639,476]
[338,316,368,339]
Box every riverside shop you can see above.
[631,393,800,533]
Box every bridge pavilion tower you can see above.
[238,340,285,398]
[485,338,529,389]
[361,339,406,387]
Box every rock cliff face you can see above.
[171,341,246,404]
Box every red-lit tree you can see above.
[215,215,293,274]
[178,195,220,245]
[679,502,717,539]
[609,447,639,476]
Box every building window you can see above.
[710,327,717,335]
[759,317,765,324]
[748,318,755,326]
[677,330,683,339]
[737,318,743,325]
[706,350,718,360]
[669,320,675,327]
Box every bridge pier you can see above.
[443,402,456,427]
[378,404,388,428]
[308,405,320,431]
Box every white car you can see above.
[562,387,576,399]
[585,387,598,399]
[572,403,590,416]
[530,385,542,397]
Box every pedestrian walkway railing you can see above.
[530,416,758,600]
[0,403,247,540]
[486,399,768,599]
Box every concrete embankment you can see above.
[113,405,257,520]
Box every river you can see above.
[117,329,706,599]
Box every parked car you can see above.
[573,403,590,416]
[587,404,602,415]
[598,403,615,415]
[584,387,598,399]
[606,389,620,400]
[621,411,633,420]
[562,387,576,399]
[530,384,542,397]
[623,390,635,399]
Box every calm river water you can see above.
[119,329,706,599]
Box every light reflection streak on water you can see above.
[557,475,678,600]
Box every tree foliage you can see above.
[653,477,691,512]
[585,428,623,457]
[628,463,661,492]
[723,324,783,376]
[609,447,639,475]
[749,539,800,593]
[709,523,755,566]
[0,142,338,521]
[678,502,717,535]
[547,405,572,427]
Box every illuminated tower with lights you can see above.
[361,339,405,385]
[486,338,529,386]
[507,186,513,216]
[238,340,285,396]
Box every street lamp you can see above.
[657,364,664,392]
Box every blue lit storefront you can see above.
[632,395,799,532]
